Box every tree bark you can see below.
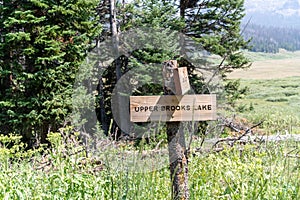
[163,60,189,200]
[110,0,123,138]
[110,0,121,80]
[180,0,186,18]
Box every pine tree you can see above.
[179,0,251,110]
[95,0,184,137]
[95,0,251,137]
[182,0,250,72]
[0,0,101,145]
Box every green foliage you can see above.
[96,0,250,137]
[224,79,249,108]
[96,0,184,137]
[0,133,299,199]
[0,133,44,170]
[183,0,251,83]
[0,134,25,161]
[0,0,101,144]
[1,0,251,146]
[189,142,300,199]
[182,0,251,109]
[129,0,185,30]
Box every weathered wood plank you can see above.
[130,95,217,122]
[174,67,190,95]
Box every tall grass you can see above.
[0,131,299,199]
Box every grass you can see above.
[232,77,300,134]
[229,49,300,79]
[228,49,300,134]
[190,142,300,199]
[0,132,299,199]
[243,49,300,61]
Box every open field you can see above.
[227,50,300,134]
[229,59,300,79]
[233,77,300,134]
[228,50,300,79]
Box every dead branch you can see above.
[213,117,263,148]
[284,148,300,158]
[285,154,300,158]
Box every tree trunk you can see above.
[180,0,186,18]
[110,0,121,80]
[163,60,189,200]
[96,75,108,135]
[110,0,123,138]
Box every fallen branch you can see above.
[284,148,300,158]
[213,119,264,148]
[285,154,300,158]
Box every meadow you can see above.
[0,131,299,199]
[1,50,300,199]
[229,50,300,79]
[229,50,300,134]
[227,77,300,135]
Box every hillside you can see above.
[243,0,300,53]
[242,24,300,53]
[244,0,300,28]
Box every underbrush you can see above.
[0,128,299,199]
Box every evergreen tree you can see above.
[0,0,101,145]
[95,0,251,137]
[180,0,251,110]
[95,0,184,137]
[182,0,250,73]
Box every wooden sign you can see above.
[130,95,217,122]
[174,67,190,95]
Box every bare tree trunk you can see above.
[110,0,123,138]
[110,0,121,80]
[180,0,197,18]
[97,76,108,135]
[163,60,189,200]
[96,0,109,135]
[180,0,186,18]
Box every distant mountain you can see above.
[244,0,300,28]
[281,0,300,10]
[242,24,300,53]
[242,0,300,53]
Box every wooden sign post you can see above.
[162,60,190,200]
[130,95,216,122]
[129,60,217,200]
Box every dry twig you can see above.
[213,119,264,148]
